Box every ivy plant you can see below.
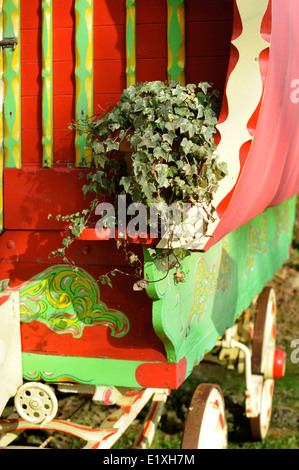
[51,80,227,288]
[81,80,226,209]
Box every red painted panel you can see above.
[93,94,122,113]
[136,0,166,24]
[21,63,41,97]
[53,27,74,62]
[93,60,126,95]
[186,0,234,22]
[135,358,187,389]
[3,168,93,230]
[186,57,231,92]
[136,59,168,83]
[0,229,166,363]
[53,129,76,165]
[136,24,167,59]
[186,21,233,58]
[20,0,40,30]
[93,0,126,27]
[20,319,166,363]
[21,130,43,165]
[21,28,41,64]
[53,95,74,129]
[0,229,145,268]
[53,61,75,96]
[53,0,74,29]
[21,96,42,130]
[94,25,126,60]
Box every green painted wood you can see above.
[3,0,21,168]
[74,0,93,167]
[126,0,136,87]
[167,0,185,84]
[22,353,142,387]
[145,196,297,378]
[0,1,4,231]
[41,0,53,168]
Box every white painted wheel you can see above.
[252,287,276,379]
[14,382,58,424]
[250,287,276,440]
[181,383,227,449]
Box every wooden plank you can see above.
[136,58,167,83]
[93,0,125,27]
[94,25,126,60]
[136,23,167,58]
[186,57,231,92]
[74,0,93,167]
[3,0,21,168]
[41,0,53,167]
[0,0,3,230]
[186,21,233,57]
[167,0,185,84]
[126,0,136,86]
[186,0,234,22]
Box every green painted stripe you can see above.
[74,0,93,167]
[0,1,3,230]
[22,352,143,388]
[126,0,136,87]
[41,0,53,168]
[3,0,21,168]
[167,0,185,84]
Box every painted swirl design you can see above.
[183,240,231,336]
[0,265,130,338]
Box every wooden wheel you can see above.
[181,383,227,449]
[250,287,276,440]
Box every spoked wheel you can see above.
[250,287,284,440]
[181,383,227,449]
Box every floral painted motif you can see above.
[273,200,290,247]
[183,240,231,336]
[244,213,268,275]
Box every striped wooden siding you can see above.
[16,0,233,169]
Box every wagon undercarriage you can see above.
[0,286,285,449]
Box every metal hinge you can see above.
[0,37,18,49]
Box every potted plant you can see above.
[51,80,227,288]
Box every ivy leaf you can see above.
[120,176,134,192]
[181,138,193,155]
[143,182,156,200]
[99,275,113,288]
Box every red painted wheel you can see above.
[250,287,277,440]
[181,383,227,449]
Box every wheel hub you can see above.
[14,382,58,424]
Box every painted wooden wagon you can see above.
[0,0,298,449]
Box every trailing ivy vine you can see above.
[50,81,227,289]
